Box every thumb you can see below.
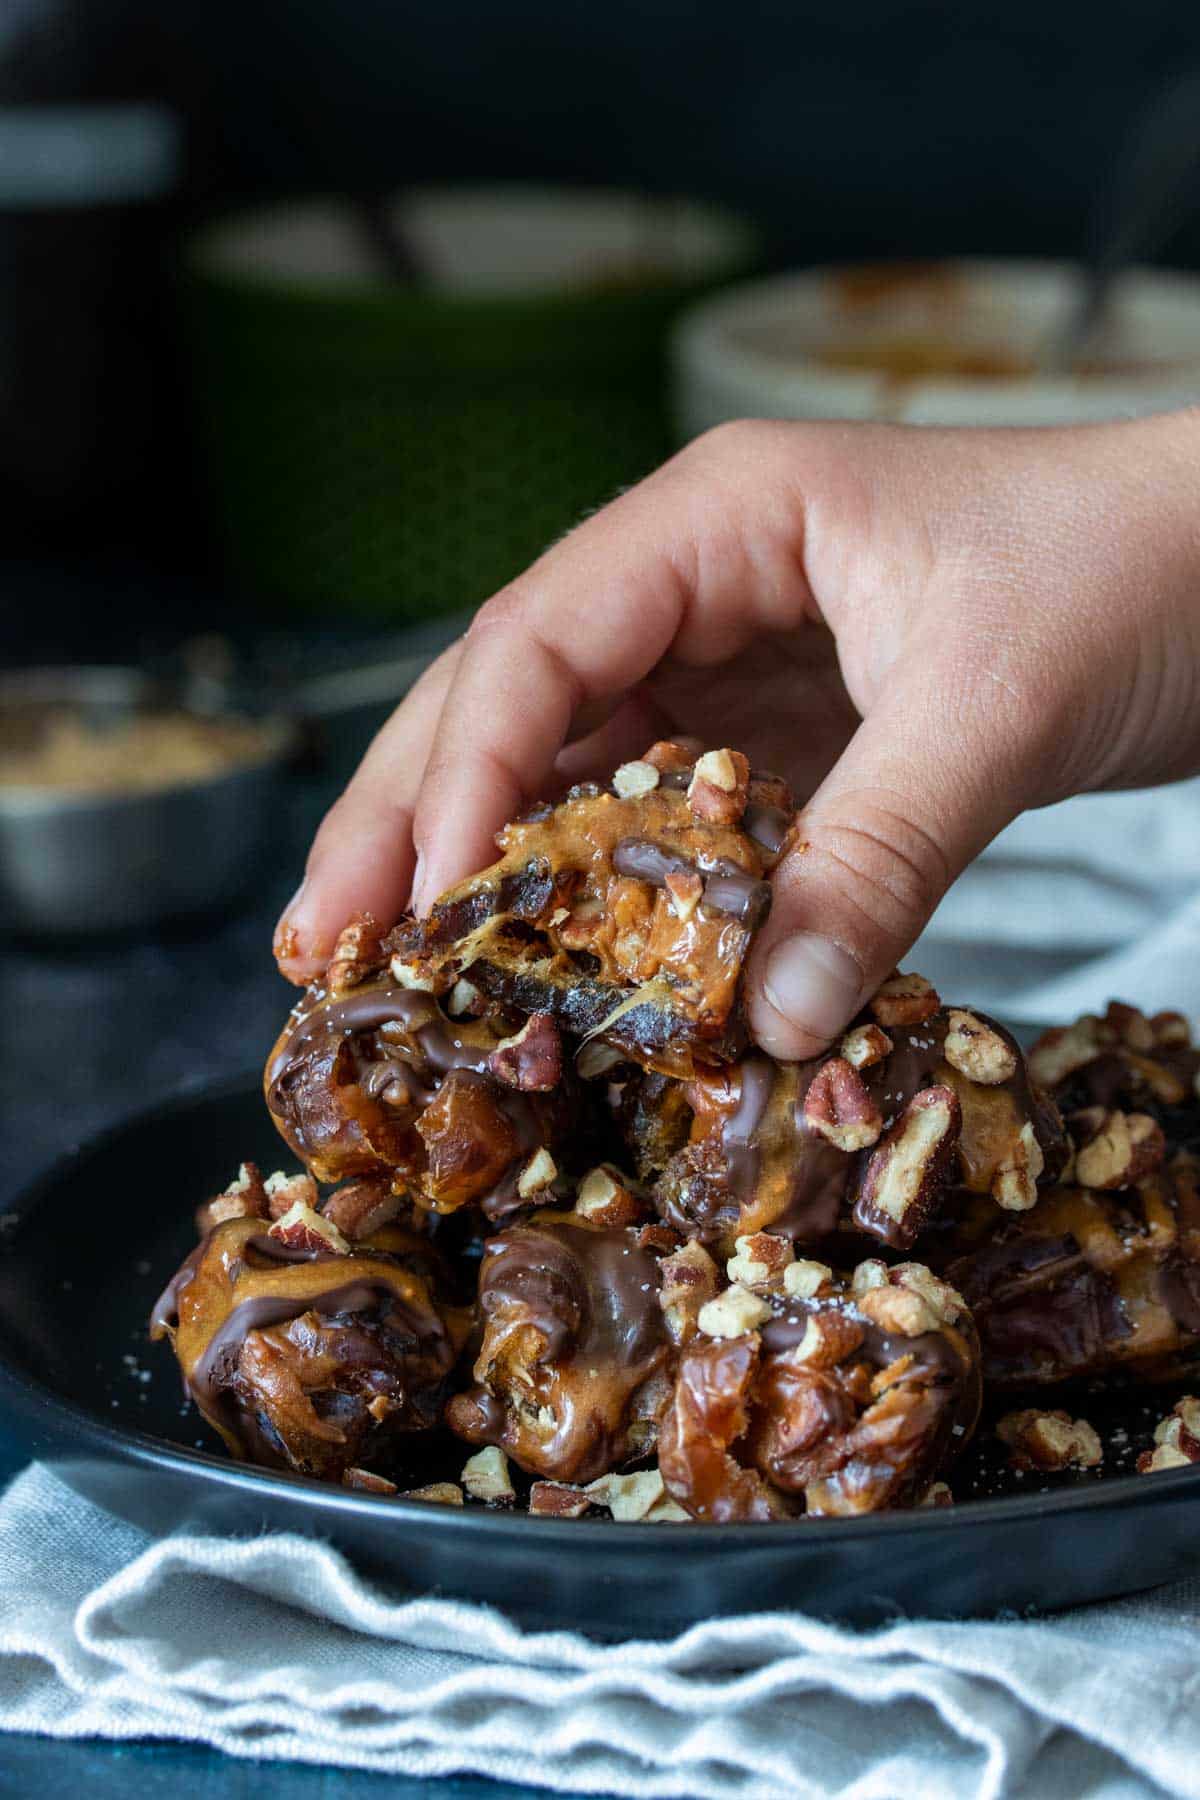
[746,672,1027,1060]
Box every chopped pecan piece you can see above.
[726,1231,794,1290]
[943,1010,1018,1086]
[268,1200,351,1256]
[852,1084,962,1249]
[840,1023,892,1069]
[659,1240,722,1344]
[782,1259,834,1300]
[787,1309,866,1368]
[803,1056,883,1152]
[612,759,661,799]
[697,1282,773,1339]
[1028,1017,1104,1087]
[664,867,704,922]
[997,1409,1102,1473]
[486,1012,563,1093]
[343,1466,398,1494]
[643,739,697,774]
[263,1169,320,1221]
[869,971,940,1028]
[1137,1397,1200,1472]
[461,1445,516,1505]
[574,1164,644,1227]
[585,1468,669,1520]
[517,1147,559,1198]
[991,1121,1045,1212]
[196,1161,269,1233]
[326,913,387,995]
[401,1483,465,1505]
[529,1481,594,1518]
[1151,1010,1191,1048]
[686,748,750,824]
[1073,1110,1165,1190]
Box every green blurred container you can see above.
[186,187,758,621]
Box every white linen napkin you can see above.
[916,778,1200,1025]
[0,1461,1195,1800]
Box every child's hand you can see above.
[276,410,1200,1059]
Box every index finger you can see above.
[410,423,813,908]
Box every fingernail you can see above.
[763,933,863,1041]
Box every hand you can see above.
[275,410,1200,1059]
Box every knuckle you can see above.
[793,800,950,944]
[466,587,524,640]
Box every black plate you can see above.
[2,1078,1200,1638]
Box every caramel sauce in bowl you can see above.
[673,259,1200,433]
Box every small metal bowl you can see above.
[0,667,296,937]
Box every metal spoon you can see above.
[1046,68,1200,370]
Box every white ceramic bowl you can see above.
[671,259,1200,434]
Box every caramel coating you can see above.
[385,750,794,1079]
[626,1007,1065,1256]
[945,1157,1200,1386]
[150,1215,471,1480]
[659,1265,981,1520]
[445,1209,673,1483]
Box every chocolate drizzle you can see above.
[479,1219,663,1371]
[742,802,791,858]
[612,837,771,927]
[268,985,492,1094]
[456,1216,671,1483]
[188,1278,421,1416]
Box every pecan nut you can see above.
[263,1168,320,1221]
[612,759,661,799]
[574,1164,645,1228]
[325,912,387,995]
[991,1120,1045,1212]
[1073,1109,1165,1190]
[726,1231,794,1290]
[696,1281,773,1339]
[943,1010,1017,1086]
[197,1161,268,1232]
[659,1241,721,1344]
[803,1056,883,1151]
[486,1012,563,1092]
[851,1084,962,1248]
[1138,1397,1200,1472]
[267,1199,351,1256]
[997,1409,1102,1472]
[869,970,940,1028]
[686,748,750,825]
[840,1023,893,1069]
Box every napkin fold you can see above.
[918,777,1200,1025]
[0,1462,1195,1799]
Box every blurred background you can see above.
[6,0,1200,1191]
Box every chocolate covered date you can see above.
[445,1205,673,1484]
[151,1212,471,1480]
[658,1254,981,1520]
[625,993,1064,1255]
